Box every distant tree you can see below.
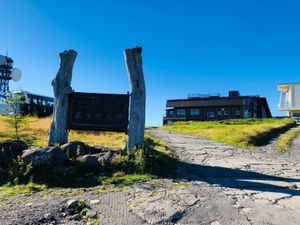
[4,91,26,140]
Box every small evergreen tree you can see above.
[4,91,26,140]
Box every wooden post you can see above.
[48,50,77,146]
[124,46,146,149]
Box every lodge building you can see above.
[163,91,272,125]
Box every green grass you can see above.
[163,118,296,148]
[0,183,47,200]
[99,173,156,187]
[87,220,100,225]
[276,126,300,152]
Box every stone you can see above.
[90,199,100,205]
[78,150,117,168]
[66,199,78,209]
[25,203,33,207]
[0,140,28,166]
[211,221,221,225]
[39,213,55,223]
[69,214,83,221]
[96,151,115,167]
[85,210,97,218]
[43,213,54,221]
[61,141,87,159]
[79,155,99,167]
[21,147,67,166]
[89,146,120,154]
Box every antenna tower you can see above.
[0,55,13,98]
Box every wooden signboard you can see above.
[67,92,129,132]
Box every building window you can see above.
[176,109,186,116]
[244,109,250,118]
[167,120,173,125]
[169,110,174,116]
[207,112,215,118]
[236,110,241,116]
[190,108,200,116]
[32,98,37,105]
[218,111,223,116]
[224,111,229,116]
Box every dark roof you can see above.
[166,96,253,108]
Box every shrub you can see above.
[0,156,32,185]
[110,137,177,177]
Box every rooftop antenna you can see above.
[0,54,22,99]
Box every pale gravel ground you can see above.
[0,128,300,225]
[146,128,300,225]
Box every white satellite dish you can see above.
[11,68,22,81]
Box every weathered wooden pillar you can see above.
[48,50,77,146]
[124,46,146,149]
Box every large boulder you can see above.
[78,150,119,168]
[61,141,87,159]
[0,140,28,166]
[89,146,120,155]
[21,147,67,166]
[79,155,99,167]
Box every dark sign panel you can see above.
[67,92,129,132]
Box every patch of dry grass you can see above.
[276,126,300,152]
[0,115,17,141]
[162,119,296,148]
[0,116,126,148]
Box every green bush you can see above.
[110,137,177,177]
[0,156,32,185]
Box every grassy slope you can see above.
[276,126,300,152]
[0,115,126,147]
[162,118,296,148]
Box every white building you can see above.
[278,82,300,122]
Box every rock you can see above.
[0,140,28,166]
[211,221,221,225]
[90,199,100,205]
[21,147,67,166]
[89,146,120,154]
[66,199,78,209]
[96,151,115,167]
[25,203,33,207]
[78,150,118,168]
[69,214,83,221]
[85,210,97,218]
[61,141,87,159]
[79,155,99,167]
[39,213,55,223]
[43,213,54,221]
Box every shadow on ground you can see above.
[175,160,300,196]
[57,151,300,197]
[253,123,297,146]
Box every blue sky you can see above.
[1,0,300,125]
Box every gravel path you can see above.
[146,128,300,225]
[1,128,300,225]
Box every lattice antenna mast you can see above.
[0,55,13,98]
